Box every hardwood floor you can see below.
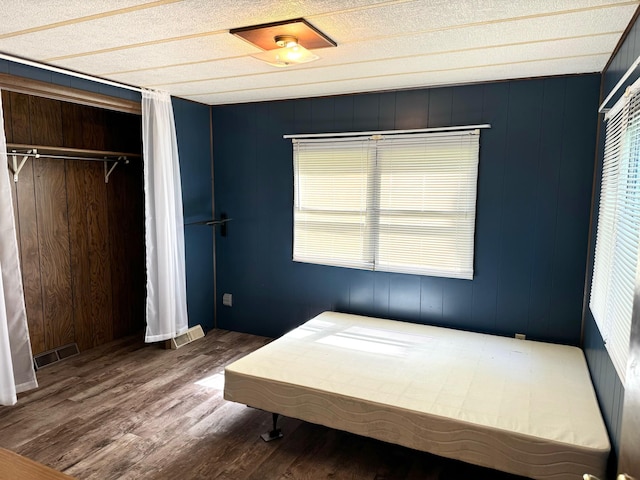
[0,330,527,480]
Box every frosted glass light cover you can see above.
[252,45,319,67]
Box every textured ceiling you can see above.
[0,0,637,105]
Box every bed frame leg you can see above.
[260,413,284,442]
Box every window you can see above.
[292,129,481,279]
[590,82,640,385]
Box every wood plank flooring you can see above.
[0,330,527,480]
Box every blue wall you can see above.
[583,12,640,463]
[173,98,215,331]
[212,75,600,343]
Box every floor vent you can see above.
[33,343,80,370]
[165,325,205,349]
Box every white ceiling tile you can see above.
[144,35,616,97]
[189,54,608,105]
[101,57,277,87]
[74,4,630,84]
[326,6,634,58]
[0,0,635,104]
[0,0,393,60]
[51,33,260,75]
[0,0,152,35]
[310,0,636,43]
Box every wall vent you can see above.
[33,343,80,370]
[165,325,205,349]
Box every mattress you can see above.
[224,312,610,480]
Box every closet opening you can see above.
[2,77,145,356]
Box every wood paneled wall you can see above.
[2,91,144,354]
[212,75,600,344]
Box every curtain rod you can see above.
[599,53,640,113]
[0,52,143,94]
[283,124,491,139]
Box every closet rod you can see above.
[6,143,141,159]
[6,151,128,162]
[5,147,135,183]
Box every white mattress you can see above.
[224,312,610,479]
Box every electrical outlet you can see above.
[222,293,232,307]
[515,333,526,340]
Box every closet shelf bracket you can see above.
[104,156,129,184]
[9,149,37,182]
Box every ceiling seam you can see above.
[306,0,420,18]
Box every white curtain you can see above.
[142,89,189,342]
[0,90,38,406]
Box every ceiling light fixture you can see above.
[251,35,319,67]
[230,18,336,68]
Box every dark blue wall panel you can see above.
[173,98,214,331]
[584,312,625,471]
[212,75,600,343]
[173,99,213,223]
[496,80,543,337]
[583,12,640,465]
[603,15,640,108]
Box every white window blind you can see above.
[293,137,375,270]
[293,129,480,279]
[590,81,640,386]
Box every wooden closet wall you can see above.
[2,90,145,355]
